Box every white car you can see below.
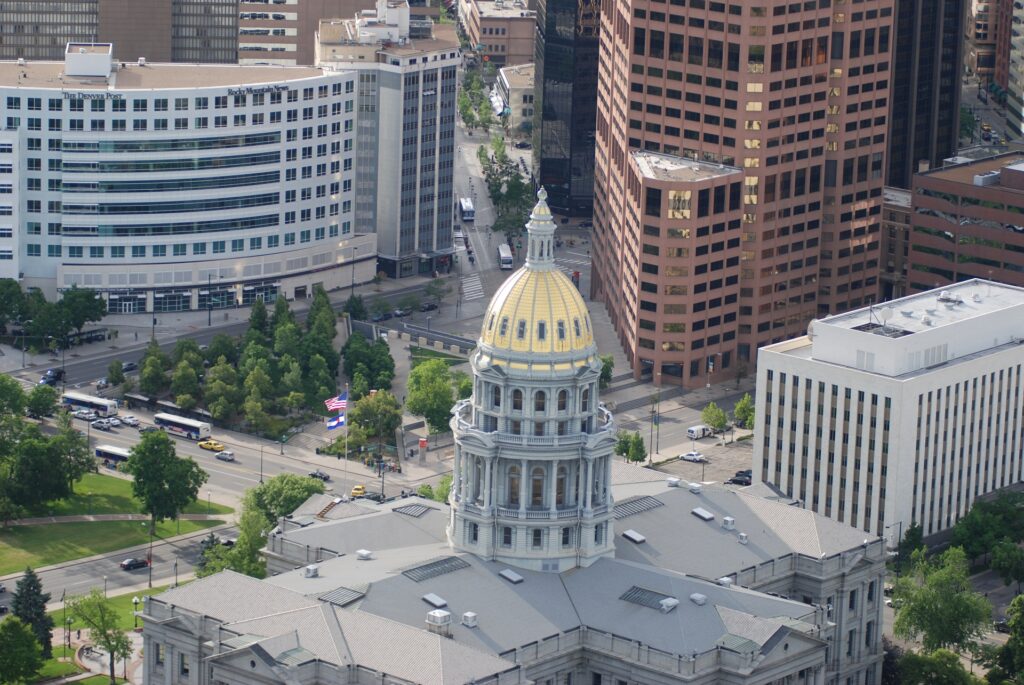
[214,451,235,462]
[120,415,139,427]
[679,451,707,463]
[106,417,121,427]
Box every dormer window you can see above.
[574,318,582,337]
[537,321,546,340]
[487,315,495,331]
[517,320,526,339]
[499,317,509,336]
[557,321,566,340]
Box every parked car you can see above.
[120,558,148,571]
[121,361,138,372]
[39,368,64,386]
[995,618,1011,633]
[96,378,110,390]
[0,582,6,592]
[308,470,331,482]
[364,492,386,503]
[351,484,366,497]
[198,439,225,452]
[74,409,97,421]
[215,450,235,462]
[105,417,121,428]
[419,302,438,312]
[120,415,139,427]
[726,475,752,486]
[369,310,393,322]
[139,426,159,434]
[219,537,237,547]
[513,141,531,149]
[735,469,752,478]
[393,307,413,317]
[91,419,112,431]
[678,451,706,463]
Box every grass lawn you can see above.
[25,473,233,518]
[33,655,83,681]
[77,676,127,685]
[409,345,466,368]
[49,584,173,633]
[0,519,220,576]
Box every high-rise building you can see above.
[533,0,599,215]
[754,279,1024,538]
[994,0,1012,93]
[967,0,996,83]
[1007,1,1024,133]
[316,2,460,278]
[879,186,910,300]
[592,0,893,388]
[459,0,537,68]
[0,0,236,63]
[886,0,964,189]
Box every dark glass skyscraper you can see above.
[886,0,964,189]
[533,0,599,216]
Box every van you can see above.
[687,425,713,440]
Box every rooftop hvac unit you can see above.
[499,569,524,584]
[622,529,646,544]
[425,609,452,636]
[659,597,680,613]
[461,611,478,628]
[689,593,707,606]
[689,482,702,494]
[422,593,447,608]
[137,56,146,66]
[691,507,714,522]
[356,549,373,560]
[722,516,736,531]
[718,577,734,587]
[303,564,319,578]
[973,171,1000,186]
[666,477,681,488]
[738,532,749,545]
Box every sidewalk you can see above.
[10,513,225,527]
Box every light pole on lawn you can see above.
[132,596,140,629]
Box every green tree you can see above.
[205,333,239,365]
[701,402,729,433]
[244,473,326,525]
[60,285,105,335]
[171,360,200,400]
[348,391,403,454]
[51,411,94,491]
[614,430,632,459]
[992,540,1024,594]
[980,594,1024,683]
[953,503,1006,565]
[273,321,302,359]
[65,589,133,685]
[229,506,271,578]
[307,285,336,332]
[369,298,391,318]
[106,359,125,387]
[0,374,26,416]
[418,484,435,498]
[249,296,269,336]
[243,389,269,432]
[10,432,70,506]
[899,649,983,685]
[238,339,272,380]
[141,337,171,370]
[424,278,451,308]
[243,359,274,399]
[452,370,473,400]
[350,371,370,402]
[123,431,208,533]
[204,356,243,421]
[25,384,57,419]
[139,357,169,397]
[170,338,204,370]
[368,339,395,389]
[434,474,453,502]
[270,295,294,331]
[398,293,421,313]
[0,616,42,684]
[899,522,924,571]
[599,354,615,390]
[304,354,335,408]
[344,294,368,320]
[27,301,70,347]
[893,546,993,652]
[10,567,53,658]
[0,278,27,333]
[627,432,647,463]
[733,393,755,428]
[407,358,454,434]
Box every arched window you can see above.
[556,466,567,505]
[557,390,568,411]
[492,385,501,408]
[534,391,546,412]
[581,388,590,412]
[531,467,545,507]
[512,389,523,410]
[508,466,520,506]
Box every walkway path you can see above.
[11,513,225,526]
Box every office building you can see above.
[967,0,996,83]
[0,43,376,308]
[0,0,236,63]
[491,63,534,134]
[755,279,1024,538]
[886,0,964,189]
[909,153,1024,291]
[1007,1,1024,134]
[879,186,910,300]
[995,0,1012,94]
[459,0,537,68]
[316,3,459,278]
[533,0,599,215]
[142,193,883,685]
[592,0,893,388]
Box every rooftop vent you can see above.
[689,482,703,495]
[691,507,714,522]
[938,290,962,304]
[718,577,734,587]
[622,529,646,544]
[356,549,373,560]
[659,597,680,613]
[422,593,447,608]
[922,316,933,326]
[666,477,681,488]
[303,564,319,578]
[499,568,524,584]
[722,516,736,531]
[425,609,452,637]
[689,593,707,606]
[900,309,914,317]
[16,58,25,66]
[137,56,146,66]
[461,611,478,628]
[973,293,983,303]
[738,532,749,545]
[974,170,1001,186]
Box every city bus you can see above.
[61,392,119,417]
[459,197,475,222]
[497,243,514,270]
[154,413,212,440]
[95,444,131,465]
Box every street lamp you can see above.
[426,315,432,332]
[65,616,73,655]
[351,245,359,294]
[207,492,211,515]
[174,558,179,587]
[132,596,140,629]
[102,575,107,597]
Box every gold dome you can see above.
[478,188,595,358]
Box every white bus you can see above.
[95,444,131,464]
[61,392,119,417]
[497,243,514,270]
[459,197,475,222]
[154,413,212,440]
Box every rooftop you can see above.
[882,186,911,209]
[499,62,533,89]
[919,152,1024,189]
[316,19,458,61]
[632,150,741,183]
[66,43,112,55]
[475,0,535,17]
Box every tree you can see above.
[407,358,455,434]
[0,374,26,416]
[25,384,57,419]
[881,637,904,685]
[899,649,983,685]
[599,355,614,390]
[205,334,239,366]
[953,502,1008,565]
[424,278,451,307]
[106,359,125,387]
[139,357,169,397]
[123,431,208,533]
[0,278,26,333]
[350,371,370,402]
[60,285,105,335]
[66,590,133,685]
[170,339,204,371]
[899,522,924,570]
[304,354,335,408]
[344,294,368,320]
[228,505,270,578]
[435,474,453,502]
[348,391,403,455]
[243,473,325,525]
[701,402,729,433]
[273,321,302,359]
[627,432,647,463]
[11,567,53,658]
[614,430,632,459]
[270,296,293,331]
[992,540,1024,594]
[51,411,94,491]
[204,356,243,422]
[10,433,71,506]
[142,337,171,370]
[893,546,992,652]
[733,393,755,428]
[0,616,43,684]
[980,594,1024,683]
[960,105,977,140]
[418,484,435,498]
[249,296,269,336]
[398,293,421,312]
[170,360,200,401]
[452,371,473,400]
[369,298,391,318]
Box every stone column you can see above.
[453,446,462,501]
[584,459,593,510]
[549,459,559,515]
[519,458,529,514]
[484,458,493,510]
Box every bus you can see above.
[459,197,475,222]
[154,413,212,440]
[95,444,131,465]
[61,392,119,417]
[497,243,514,270]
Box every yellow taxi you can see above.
[198,439,225,452]
[351,484,366,497]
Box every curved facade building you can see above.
[0,43,376,309]
[449,189,616,573]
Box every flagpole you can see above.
[344,382,350,491]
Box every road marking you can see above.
[462,274,485,301]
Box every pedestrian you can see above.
[134,331,138,341]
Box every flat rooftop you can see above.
[66,43,112,55]
[476,0,535,17]
[882,186,911,209]
[632,150,741,183]
[317,19,458,61]
[822,279,1024,337]
[500,63,533,88]
[0,60,325,90]
[919,152,1024,189]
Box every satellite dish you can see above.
[879,307,894,323]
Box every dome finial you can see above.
[537,187,547,202]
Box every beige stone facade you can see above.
[460,0,536,66]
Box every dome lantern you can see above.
[524,187,558,272]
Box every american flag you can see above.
[324,391,348,412]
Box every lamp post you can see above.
[207,273,213,327]
[65,616,73,655]
[102,575,107,597]
[426,315,432,332]
[207,492,211,515]
[351,245,359,293]
[62,597,68,658]
[132,596,140,629]
[147,528,153,588]
[174,558,179,587]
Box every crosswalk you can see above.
[462,273,485,301]
[555,254,590,278]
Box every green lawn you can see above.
[25,473,233,518]
[77,676,127,685]
[0,519,220,576]
[32,655,83,681]
[409,346,467,368]
[50,584,174,633]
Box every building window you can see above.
[532,528,543,548]
[512,389,523,411]
[469,522,478,543]
[155,644,164,665]
[179,654,189,676]
[582,389,590,412]
[492,386,501,408]
[562,527,571,546]
[534,421,544,436]
[132,246,145,258]
[534,391,546,412]
[531,468,544,506]
[508,466,520,506]
[152,245,166,257]
[517,320,526,339]
[558,390,568,411]
[502,526,513,546]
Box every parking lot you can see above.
[653,435,755,487]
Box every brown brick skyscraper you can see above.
[592,0,893,388]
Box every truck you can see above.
[686,425,714,440]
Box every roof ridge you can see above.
[223,603,321,626]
